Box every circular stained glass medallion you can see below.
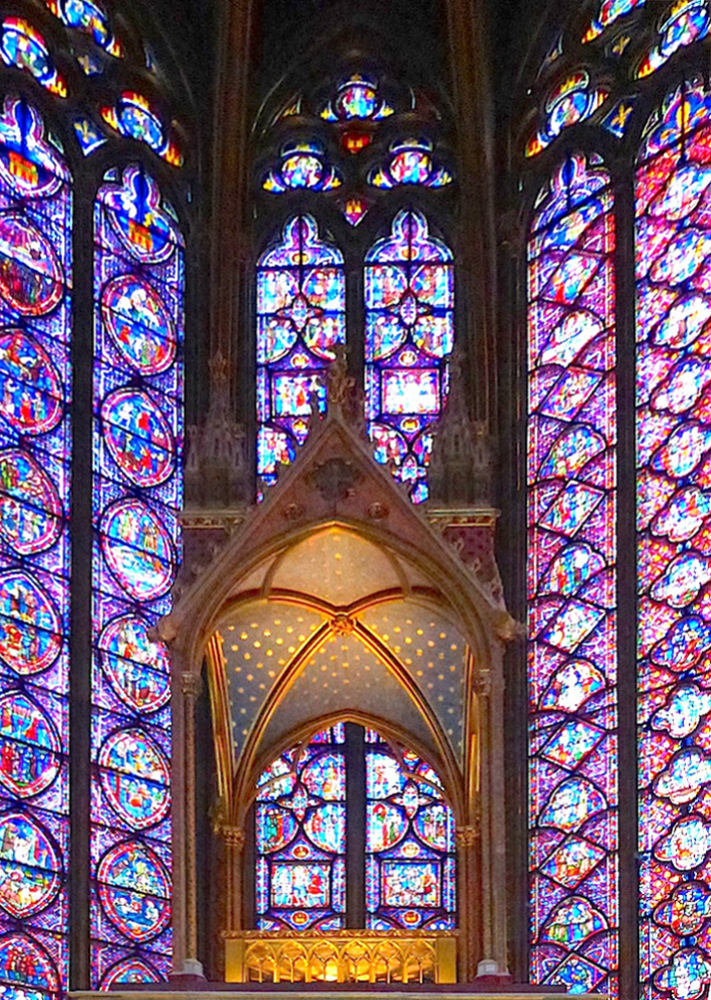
[97,840,170,942]
[0,691,61,798]
[98,615,170,714]
[0,448,62,555]
[0,932,58,994]
[0,330,63,435]
[367,802,406,852]
[0,216,63,316]
[100,499,174,601]
[101,274,176,374]
[0,811,60,917]
[101,388,175,488]
[98,728,170,829]
[0,571,61,675]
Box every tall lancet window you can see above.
[364,210,454,504]
[522,2,711,997]
[526,153,618,997]
[0,95,72,1000]
[0,0,189,992]
[256,215,345,488]
[635,78,711,1000]
[90,165,183,986]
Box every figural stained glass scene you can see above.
[90,163,183,986]
[255,726,455,934]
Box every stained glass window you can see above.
[255,725,456,933]
[263,143,342,193]
[527,153,618,997]
[0,95,72,1000]
[525,73,608,158]
[635,77,711,1000]
[90,164,183,987]
[101,92,182,167]
[365,731,456,930]
[637,0,710,78]
[45,0,122,57]
[319,76,394,122]
[582,0,646,42]
[256,726,346,931]
[256,215,345,487]
[368,140,453,190]
[0,18,67,97]
[364,209,454,504]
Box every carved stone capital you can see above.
[473,669,492,698]
[181,671,203,699]
[220,825,246,850]
[455,824,480,848]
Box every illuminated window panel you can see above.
[0,18,67,97]
[364,209,454,504]
[91,164,183,988]
[256,727,347,931]
[525,72,608,158]
[101,92,182,167]
[44,0,122,56]
[365,731,456,930]
[256,215,345,487]
[0,96,73,1000]
[637,0,709,78]
[527,153,618,997]
[635,77,711,1000]
[368,140,453,190]
[582,0,646,42]
[319,75,394,121]
[263,142,342,193]
[255,726,455,933]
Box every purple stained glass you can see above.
[255,728,346,930]
[527,153,618,997]
[0,96,72,1000]
[91,164,183,985]
[365,733,455,930]
[636,78,711,999]
[256,215,345,486]
[364,210,454,504]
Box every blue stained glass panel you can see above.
[0,96,72,1000]
[256,215,345,487]
[365,732,456,930]
[91,164,183,987]
[364,210,454,504]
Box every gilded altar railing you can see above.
[224,930,458,984]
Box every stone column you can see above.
[221,825,246,932]
[456,821,481,981]
[179,670,204,976]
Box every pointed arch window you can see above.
[256,215,345,488]
[364,210,454,504]
[0,94,72,1000]
[526,152,618,997]
[524,8,711,998]
[254,724,456,933]
[0,0,188,991]
[254,72,454,502]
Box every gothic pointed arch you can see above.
[171,385,514,982]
